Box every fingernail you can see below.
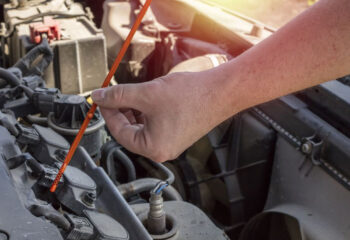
[91,89,105,102]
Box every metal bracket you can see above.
[301,134,323,165]
[299,134,324,176]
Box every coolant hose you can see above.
[117,178,182,201]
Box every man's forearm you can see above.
[210,0,350,120]
[92,0,350,162]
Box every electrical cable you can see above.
[144,158,175,195]
[0,67,21,86]
[117,178,182,201]
[152,181,169,195]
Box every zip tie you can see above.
[50,0,153,192]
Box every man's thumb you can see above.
[91,84,141,109]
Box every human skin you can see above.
[92,0,350,162]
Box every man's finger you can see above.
[100,108,146,155]
[91,84,143,109]
[122,110,137,124]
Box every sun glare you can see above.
[207,0,310,28]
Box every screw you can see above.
[82,192,96,206]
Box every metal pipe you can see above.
[146,159,175,185]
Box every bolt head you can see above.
[82,192,96,206]
[302,142,313,154]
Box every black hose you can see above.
[117,178,182,201]
[26,114,48,125]
[0,78,7,88]
[0,67,21,87]
[26,157,45,176]
[101,141,137,183]
[6,155,27,169]
[101,142,178,198]
[111,148,137,182]
[29,204,71,231]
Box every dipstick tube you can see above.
[50,0,153,192]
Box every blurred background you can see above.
[208,0,317,28]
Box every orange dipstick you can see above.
[50,0,153,192]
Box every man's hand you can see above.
[93,0,350,162]
[92,71,232,162]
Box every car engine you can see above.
[0,0,350,240]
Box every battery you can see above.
[3,0,108,95]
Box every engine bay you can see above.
[0,38,229,239]
[0,0,350,240]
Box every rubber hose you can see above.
[0,78,7,88]
[29,204,71,231]
[106,148,137,182]
[26,157,45,176]
[7,156,26,169]
[26,115,48,125]
[117,178,182,201]
[101,141,137,182]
